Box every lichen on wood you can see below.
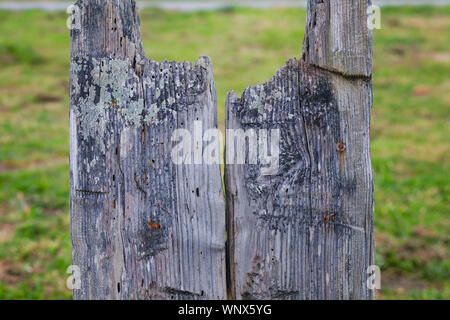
[70,0,375,300]
[70,0,226,300]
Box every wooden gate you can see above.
[69,0,374,300]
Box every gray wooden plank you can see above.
[70,0,226,300]
[225,0,375,300]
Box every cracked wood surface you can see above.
[70,0,226,299]
[225,0,375,299]
[70,0,374,300]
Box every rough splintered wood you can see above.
[225,0,375,299]
[70,0,226,299]
[302,0,373,77]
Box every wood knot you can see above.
[336,141,346,153]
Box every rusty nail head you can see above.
[337,141,346,152]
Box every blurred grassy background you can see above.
[0,6,449,299]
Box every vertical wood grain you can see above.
[70,0,226,300]
[71,0,375,300]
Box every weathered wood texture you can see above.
[302,0,373,77]
[225,0,375,299]
[70,0,374,300]
[70,0,226,299]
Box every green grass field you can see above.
[0,6,449,299]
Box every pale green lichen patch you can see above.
[246,84,287,120]
[70,56,214,146]
[71,57,143,150]
[230,59,300,124]
[144,103,159,124]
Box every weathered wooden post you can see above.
[225,0,375,299]
[70,0,374,300]
[70,0,226,299]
